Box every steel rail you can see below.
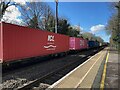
[16,47,104,90]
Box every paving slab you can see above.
[48,48,108,89]
[105,48,119,89]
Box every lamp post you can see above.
[55,0,58,33]
[42,17,46,30]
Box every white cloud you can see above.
[80,26,84,31]
[2,5,22,25]
[1,0,28,25]
[12,0,26,5]
[90,24,105,34]
[4,0,27,5]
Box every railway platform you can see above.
[47,47,119,89]
[103,47,119,89]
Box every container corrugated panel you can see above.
[0,22,3,63]
[69,37,88,50]
[69,37,80,50]
[88,41,95,48]
[86,40,88,48]
[69,37,75,50]
[80,38,85,49]
[82,39,88,49]
[94,41,99,47]
[80,38,88,49]
[2,22,69,63]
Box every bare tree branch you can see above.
[19,2,55,30]
[0,0,19,20]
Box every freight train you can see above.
[0,22,105,64]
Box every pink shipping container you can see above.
[0,22,69,63]
[69,37,88,50]
[81,39,88,49]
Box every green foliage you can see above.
[106,2,120,51]
[82,32,94,40]
[106,14,118,35]
[28,15,39,29]
[67,26,79,37]
[81,32,104,43]
[57,19,70,35]
[45,15,55,32]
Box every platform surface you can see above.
[48,47,108,89]
[104,48,119,89]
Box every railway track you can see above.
[15,47,104,90]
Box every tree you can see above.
[19,2,44,29]
[28,14,39,29]
[57,19,70,35]
[96,36,104,43]
[0,0,19,20]
[19,2,55,30]
[82,32,94,40]
[81,32,104,43]
[43,4,55,31]
[46,15,55,32]
[106,2,120,49]
[67,26,80,37]
[0,0,28,25]
[106,14,118,34]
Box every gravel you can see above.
[2,78,28,88]
[2,49,95,89]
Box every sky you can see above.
[2,1,114,42]
[47,2,112,42]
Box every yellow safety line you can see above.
[100,51,109,90]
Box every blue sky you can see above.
[47,2,112,42]
[2,1,112,42]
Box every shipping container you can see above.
[82,39,88,49]
[1,22,69,63]
[95,41,99,47]
[88,41,99,48]
[69,37,88,50]
[69,37,80,50]
[0,22,3,63]
[88,41,95,48]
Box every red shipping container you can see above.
[0,22,3,62]
[0,22,69,63]
[69,37,88,50]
